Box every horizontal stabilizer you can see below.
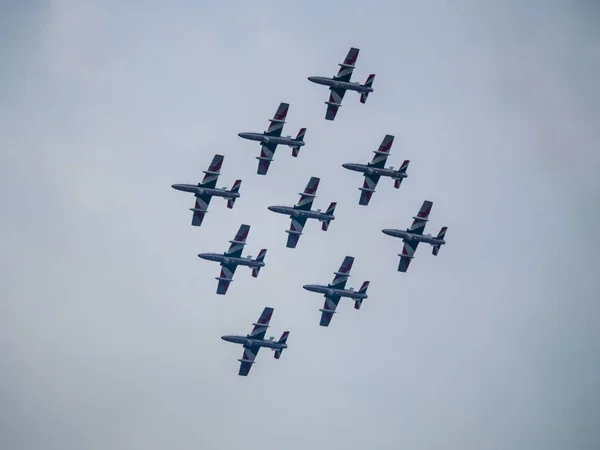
[432,245,441,256]
[393,179,403,189]
[227,198,236,208]
[251,266,261,277]
[292,146,300,157]
[354,299,364,310]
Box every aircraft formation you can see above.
[172,47,449,376]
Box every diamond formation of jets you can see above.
[221,307,290,376]
[342,134,410,206]
[198,224,267,295]
[382,200,448,272]
[303,256,370,327]
[308,47,375,121]
[238,102,307,175]
[268,176,336,249]
[172,154,241,227]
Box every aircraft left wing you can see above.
[369,135,394,168]
[334,47,360,82]
[408,200,433,235]
[191,194,212,226]
[199,154,223,189]
[329,256,354,290]
[225,224,250,259]
[265,103,289,137]
[294,177,320,211]
[216,262,238,295]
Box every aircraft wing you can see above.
[238,344,261,376]
[398,239,420,273]
[333,47,360,83]
[191,194,212,226]
[319,294,341,327]
[225,224,250,259]
[408,200,433,235]
[265,102,289,137]
[257,142,278,175]
[294,176,320,211]
[216,262,238,295]
[325,87,347,121]
[359,173,380,206]
[199,154,223,189]
[369,135,394,168]
[286,215,308,249]
[247,307,274,340]
[329,256,354,290]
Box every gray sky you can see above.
[1,1,599,449]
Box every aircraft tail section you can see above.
[251,249,268,277]
[432,227,448,255]
[321,202,337,231]
[274,331,290,359]
[227,180,242,208]
[291,128,307,157]
[393,160,410,188]
[360,74,376,103]
[354,281,370,309]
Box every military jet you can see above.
[382,200,448,272]
[342,134,410,206]
[198,224,267,295]
[268,176,336,249]
[303,256,370,327]
[171,154,241,227]
[221,307,290,376]
[308,47,375,121]
[238,102,307,175]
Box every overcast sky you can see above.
[1,1,599,449]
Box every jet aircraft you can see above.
[171,154,241,227]
[342,134,410,205]
[221,307,290,376]
[303,256,370,327]
[198,224,267,295]
[382,200,448,272]
[238,102,307,175]
[308,47,375,121]
[267,176,336,249]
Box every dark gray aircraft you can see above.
[382,200,448,272]
[267,176,336,248]
[238,102,307,175]
[303,256,370,327]
[221,307,290,376]
[308,47,375,121]
[198,224,267,295]
[171,154,241,227]
[342,134,410,205]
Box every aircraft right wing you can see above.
[319,294,341,327]
[216,262,238,295]
[238,344,261,376]
[329,256,354,290]
[191,194,212,226]
[286,215,307,249]
[398,239,419,273]
[325,87,347,121]
[225,224,250,259]
[256,142,278,175]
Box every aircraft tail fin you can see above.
[354,281,370,309]
[291,128,306,157]
[394,160,410,188]
[432,227,448,255]
[321,202,337,231]
[360,74,376,104]
[251,249,268,277]
[227,180,242,208]
[274,331,290,359]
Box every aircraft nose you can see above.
[308,76,317,82]
[342,163,350,169]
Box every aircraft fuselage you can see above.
[171,184,238,198]
[382,229,446,246]
[302,284,367,300]
[221,335,287,350]
[308,76,373,93]
[198,252,264,268]
[237,132,305,148]
[342,163,408,179]
[267,205,334,222]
